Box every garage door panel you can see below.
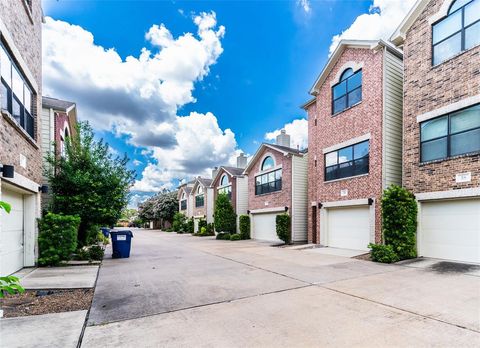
[420,199,480,264]
[252,213,282,243]
[0,188,24,275]
[327,206,370,251]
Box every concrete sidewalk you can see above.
[15,265,99,289]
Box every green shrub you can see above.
[198,219,207,232]
[216,232,231,240]
[206,223,215,235]
[172,212,187,232]
[276,214,291,244]
[187,218,194,234]
[85,225,101,246]
[239,215,250,240]
[88,245,105,261]
[97,232,110,245]
[38,213,80,266]
[369,244,399,263]
[0,276,24,298]
[214,193,236,233]
[200,227,207,235]
[230,233,241,241]
[382,185,418,260]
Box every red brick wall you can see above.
[192,185,208,217]
[212,168,237,212]
[307,47,385,244]
[403,0,480,193]
[54,112,69,157]
[247,146,292,211]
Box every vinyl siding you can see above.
[383,50,403,188]
[206,188,214,223]
[40,107,53,183]
[292,154,308,242]
[235,176,248,233]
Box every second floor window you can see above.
[0,43,34,138]
[432,0,480,65]
[420,104,480,162]
[195,186,204,207]
[325,140,369,181]
[218,174,232,199]
[255,168,282,195]
[181,199,187,210]
[332,68,362,115]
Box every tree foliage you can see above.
[276,213,291,244]
[214,193,236,233]
[381,185,418,260]
[46,122,135,244]
[138,191,179,224]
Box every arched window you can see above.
[195,185,204,207]
[220,174,229,186]
[261,156,275,171]
[332,68,362,115]
[432,0,480,65]
[180,192,187,210]
[197,186,203,194]
[340,68,354,81]
[181,192,186,200]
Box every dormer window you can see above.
[195,186,204,207]
[332,68,362,115]
[432,0,480,65]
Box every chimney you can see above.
[237,153,247,168]
[212,166,219,179]
[276,129,291,148]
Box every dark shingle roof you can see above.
[267,143,306,155]
[222,166,245,176]
[197,178,213,187]
[42,96,76,111]
[184,187,192,195]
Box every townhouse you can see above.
[177,180,195,218]
[391,0,480,263]
[0,1,43,275]
[304,40,403,251]
[244,130,308,243]
[41,96,78,211]
[191,177,214,232]
[211,153,248,233]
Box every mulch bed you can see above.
[353,253,372,261]
[0,289,94,318]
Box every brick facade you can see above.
[306,47,385,244]
[247,146,292,212]
[212,167,238,212]
[403,0,480,193]
[0,0,43,184]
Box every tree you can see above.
[214,193,236,233]
[152,191,178,224]
[46,122,135,244]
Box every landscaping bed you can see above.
[0,289,94,318]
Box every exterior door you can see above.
[327,206,370,251]
[252,213,282,243]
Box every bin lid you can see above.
[110,230,133,237]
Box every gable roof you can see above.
[211,166,245,187]
[177,186,192,199]
[191,177,213,194]
[308,39,403,96]
[390,0,431,46]
[243,143,307,174]
[42,96,76,112]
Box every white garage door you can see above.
[252,213,282,243]
[419,199,480,263]
[0,188,24,275]
[327,206,370,251]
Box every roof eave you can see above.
[390,0,430,47]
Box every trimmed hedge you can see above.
[187,218,194,234]
[198,219,207,232]
[382,185,417,260]
[276,213,291,244]
[216,232,231,240]
[368,243,399,263]
[239,215,250,240]
[230,233,241,241]
[214,193,236,233]
[172,212,187,233]
[38,213,81,266]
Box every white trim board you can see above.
[249,207,287,214]
[322,133,371,154]
[416,94,480,123]
[415,188,480,201]
[322,198,370,208]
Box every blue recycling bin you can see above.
[100,227,110,238]
[110,230,133,258]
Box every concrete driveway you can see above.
[82,229,480,347]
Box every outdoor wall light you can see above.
[318,202,323,209]
[247,210,250,214]
[0,164,14,178]
[368,198,374,205]
[39,185,49,193]
[284,206,289,212]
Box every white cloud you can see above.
[128,192,155,209]
[265,118,308,150]
[329,0,416,54]
[297,0,311,14]
[43,12,238,194]
[132,111,240,192]
[132,159,142,166]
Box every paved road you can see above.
[82,229,480,347]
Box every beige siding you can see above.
[40,107,53,182]
[383,50,403,188]
[235,176,248,233]
[206,188,214,223]
[292,154,308,242]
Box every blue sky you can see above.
[41,0,415,207]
